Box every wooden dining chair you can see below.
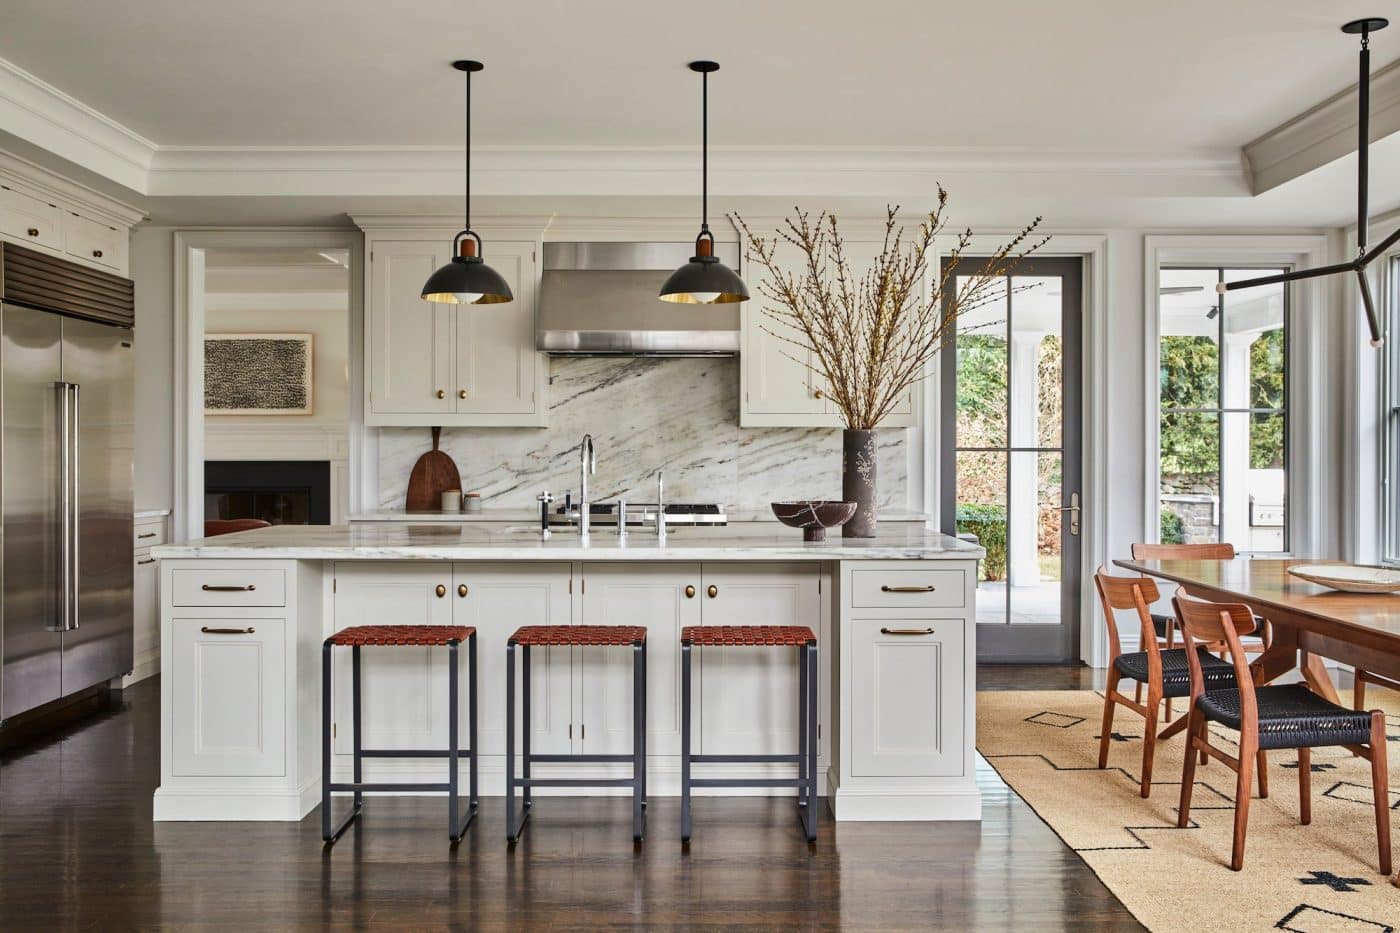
[1130,542,1271,663]
[1094,567,1238,798]
[1354,669,1400,711]
[1175,594,1392,874]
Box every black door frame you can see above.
[939,257,1084,663]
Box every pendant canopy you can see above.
[422,60,513,305]
[659,61,749,305]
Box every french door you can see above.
[939,258,1083,662]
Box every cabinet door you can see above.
[579,563,701,757]
[133,552,159,661]
[367,241,455,416]
[740,238,826,424]
[849,618,964,777]
[454,241,540,415]
[452,562,571,756]
[698,564,820,755]
[171,617,286,776]
[331,563,453,753]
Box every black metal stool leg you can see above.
[447,639,475,842]
[640,640,648,808]
[505,641,527,843]
[322,641,359,845]
[632,641,645,842]
[522,644,532,812]
[681,641,692,842]
[804,642,818,842]
[468,631,479,811]
[352,646,362,811]
[797,643,808,812]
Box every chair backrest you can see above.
[204,518,272,537]
[1093,566,1161,662]
[1173,594,1258,716]
[1131,542,1237,561]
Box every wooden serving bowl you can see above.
[771,501,858,542]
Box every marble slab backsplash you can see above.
[378,357,910,512]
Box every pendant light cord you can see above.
[1357,26,1369,256]
[465,67,472,234]
[701,68,708,232]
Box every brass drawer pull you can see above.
[685,585,696,598]
[881,627,934,636]
[202,583,256,592]
[458,389,467,399]
[26,227,39,237]
[138,532,158,539]
[881,585,936,593]
[137,557,156,565]
[707,584,718,598]
[201,626,255,635]
[458,584,468,597]
[436,389,446,399]
[436,584,447,598]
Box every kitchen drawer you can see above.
[65,213,125,271]
[171,568,286,607]
[134,522,168,549]
[0,184,63,253]
[850,568,966,610]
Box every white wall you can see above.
[132,225,175,512]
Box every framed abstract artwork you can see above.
[204,333,314,415]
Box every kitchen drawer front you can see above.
[171,568,286,607]
[0,184,63,252]
[850,568,966,610]
[135,522,168,549]
[850,618,965,778]
[171,617,286,777]
[65,213,126,271]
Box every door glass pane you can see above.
[1219,411,1286,552]
[1159,411,1219,543]
[1010,275,1063,448]
[956,276,1007,448]
[1159,267,1220,410]
[1007,451,1061,624]
[955,449,1007,624]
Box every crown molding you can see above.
[0,57,156,193]
[0,148,146,226]
[1245,56,1400,195]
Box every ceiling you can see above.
[2,1,1397,228]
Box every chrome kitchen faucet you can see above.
[579,434,596,541]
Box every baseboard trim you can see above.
[122,650,160,688]
[153,777,319,822]
[830,786,982,821]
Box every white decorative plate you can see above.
[1286,563,1400,594]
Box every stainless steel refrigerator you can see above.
[0,243,134,723]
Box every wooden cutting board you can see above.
[405,426,462,512]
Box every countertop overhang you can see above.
[153,523,983,562]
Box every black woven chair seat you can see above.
[1113,648,1236,697]
[1197,684,1373,750]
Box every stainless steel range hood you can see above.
[537,241,742,355]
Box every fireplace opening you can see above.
[205,460,331,525]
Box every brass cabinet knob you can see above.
[813,389,824,399]
[26,227,39,237]
[436,389,446,399]
[92,249,103,258]
[457,584,468,598]
[435,584,447,598]
[707,584,718,598]
[685,585,696,598]
[458,389,467,399]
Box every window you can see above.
[1157,267,1287,552]
[1385,255,1400,564]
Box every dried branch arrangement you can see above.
[735,190,1047,430]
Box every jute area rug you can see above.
[977,689,1400,933]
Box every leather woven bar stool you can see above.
[506,625,648,843]
[321,625,478,845]
[681,625,818,843]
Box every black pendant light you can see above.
[1219,18,1392,347]
[659,61,749,305]
[421,60,513,305]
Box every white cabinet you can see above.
[849,618,964,777]
[359,222,548,427]
[170,617,286,777]
[0,158,142,276]
[579,563,700,757]
[127,513,168,686]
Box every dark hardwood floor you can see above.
[0,665,1140,930]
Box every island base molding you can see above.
[830,786,982,822]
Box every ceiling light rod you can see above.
[1218,17,1392,347]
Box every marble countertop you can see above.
[135,509,171,519]
[349,508,933,523]
[153,522,982,562]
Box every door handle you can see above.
[1060,492,1080,536]
[53,382,80,632]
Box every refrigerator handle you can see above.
[50,381,74,633]
[69,382,80,632]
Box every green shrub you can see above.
[1160,509,1185,545]
[957,503,1007,581]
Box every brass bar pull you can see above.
[138,532,158,539]
[202,584,256,592]
[201,626,255,635]
[880,627,934,636]
[881,585,935,593]
[137,558,156,565]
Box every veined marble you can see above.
[377,357,911,511]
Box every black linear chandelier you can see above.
[1219,17,1393,347]
[659,61,749,305]
[421,60,514,305]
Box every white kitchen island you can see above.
[151,523,983,824]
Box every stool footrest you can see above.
[359,748,476,759]
[690,777,810,788]
[329,782,454,793]
[525,753,634,764]
[513,777,637,788]
[690,753,801,764]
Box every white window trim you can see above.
[1144,235,1330,559]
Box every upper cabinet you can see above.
[355,215,550,427]
[735,224,919,429]
[0,155,143,277]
